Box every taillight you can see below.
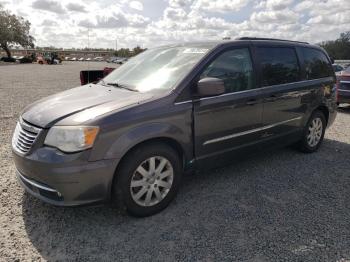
[335,78,340,103]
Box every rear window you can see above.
[301,47,333,79]
[257,47,300,87]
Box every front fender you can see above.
[103,122,193,162]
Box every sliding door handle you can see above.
[265,94,279,102]
[246,99,258,106]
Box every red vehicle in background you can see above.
[337,66,350,104]
[80,67,115,85]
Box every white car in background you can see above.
[94,57,104,61]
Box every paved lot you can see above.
[1,62,350,261]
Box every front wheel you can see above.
[297,110,326,153]
[113,143,182,217]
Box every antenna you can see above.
[87,24,90,84]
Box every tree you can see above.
[113,46,146,57]
[132,46,146,56]
[114,48,131,57]
[0,5,35,57]
[320,31,350,60]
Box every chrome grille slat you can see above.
[17,140,31,149]
[12,119,41,154]
[16,143,29,152]
[18,137,34,144]
[16,144,28,152]
[17,137,34,145]
[16,142,27,150]
[17,137,33,147]
[19,130,37,139]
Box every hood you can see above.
[21,84,153,128]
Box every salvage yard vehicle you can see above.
[37,52,62,65]
[94,56,104,61]
[337,66,350,104]
[333,64,344,73]
[12,38,337,217]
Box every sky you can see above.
[1,0,350,49]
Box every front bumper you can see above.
[13,147,119,206]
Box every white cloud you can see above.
[66,3,87,12]
[1,0,350,49]
[76,3,150,30]
[250,9,298,24]
[79,15,128,29]
[164,7,187,20]
[192,0,251,13]
[258,0,294,10]
[129,1,143,11]
[169,0,192,7]
[41,19,58,26]
[32,0,65,14]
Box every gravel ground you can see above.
[1,62,350,261]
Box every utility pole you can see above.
[115,39,118,54]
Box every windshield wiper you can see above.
[105,82,138,92]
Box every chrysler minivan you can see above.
[12,38,337,216]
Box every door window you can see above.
[200,48,255,93]
[301,47,333,79]
[257,47,300,87]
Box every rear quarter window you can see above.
[257,47,300,87]
[301,47,333,79]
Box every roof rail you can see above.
[237,37,309,44]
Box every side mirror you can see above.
[197,77,225,97]
[330,57,335,64]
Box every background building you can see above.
[0,48,115,59]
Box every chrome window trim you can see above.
[174,100,192,105]
[174,77,334,105]
[340,80,350,84]
[339,89,350,93]
[203,116,302,145]
[17,169,57,192]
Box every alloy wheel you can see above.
[130,156,174,207]
[307,117,323,147]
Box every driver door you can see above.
[193,47,263,161]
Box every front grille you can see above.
[12,119,41,154]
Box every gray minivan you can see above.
[12,38,337,216]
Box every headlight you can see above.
[44,126,99,153]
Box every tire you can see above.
[297,110,326,153]
[113,143,182,217]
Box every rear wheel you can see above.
[113,143,182,217]
[297,110,326,153]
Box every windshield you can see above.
[102,45,214,93]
